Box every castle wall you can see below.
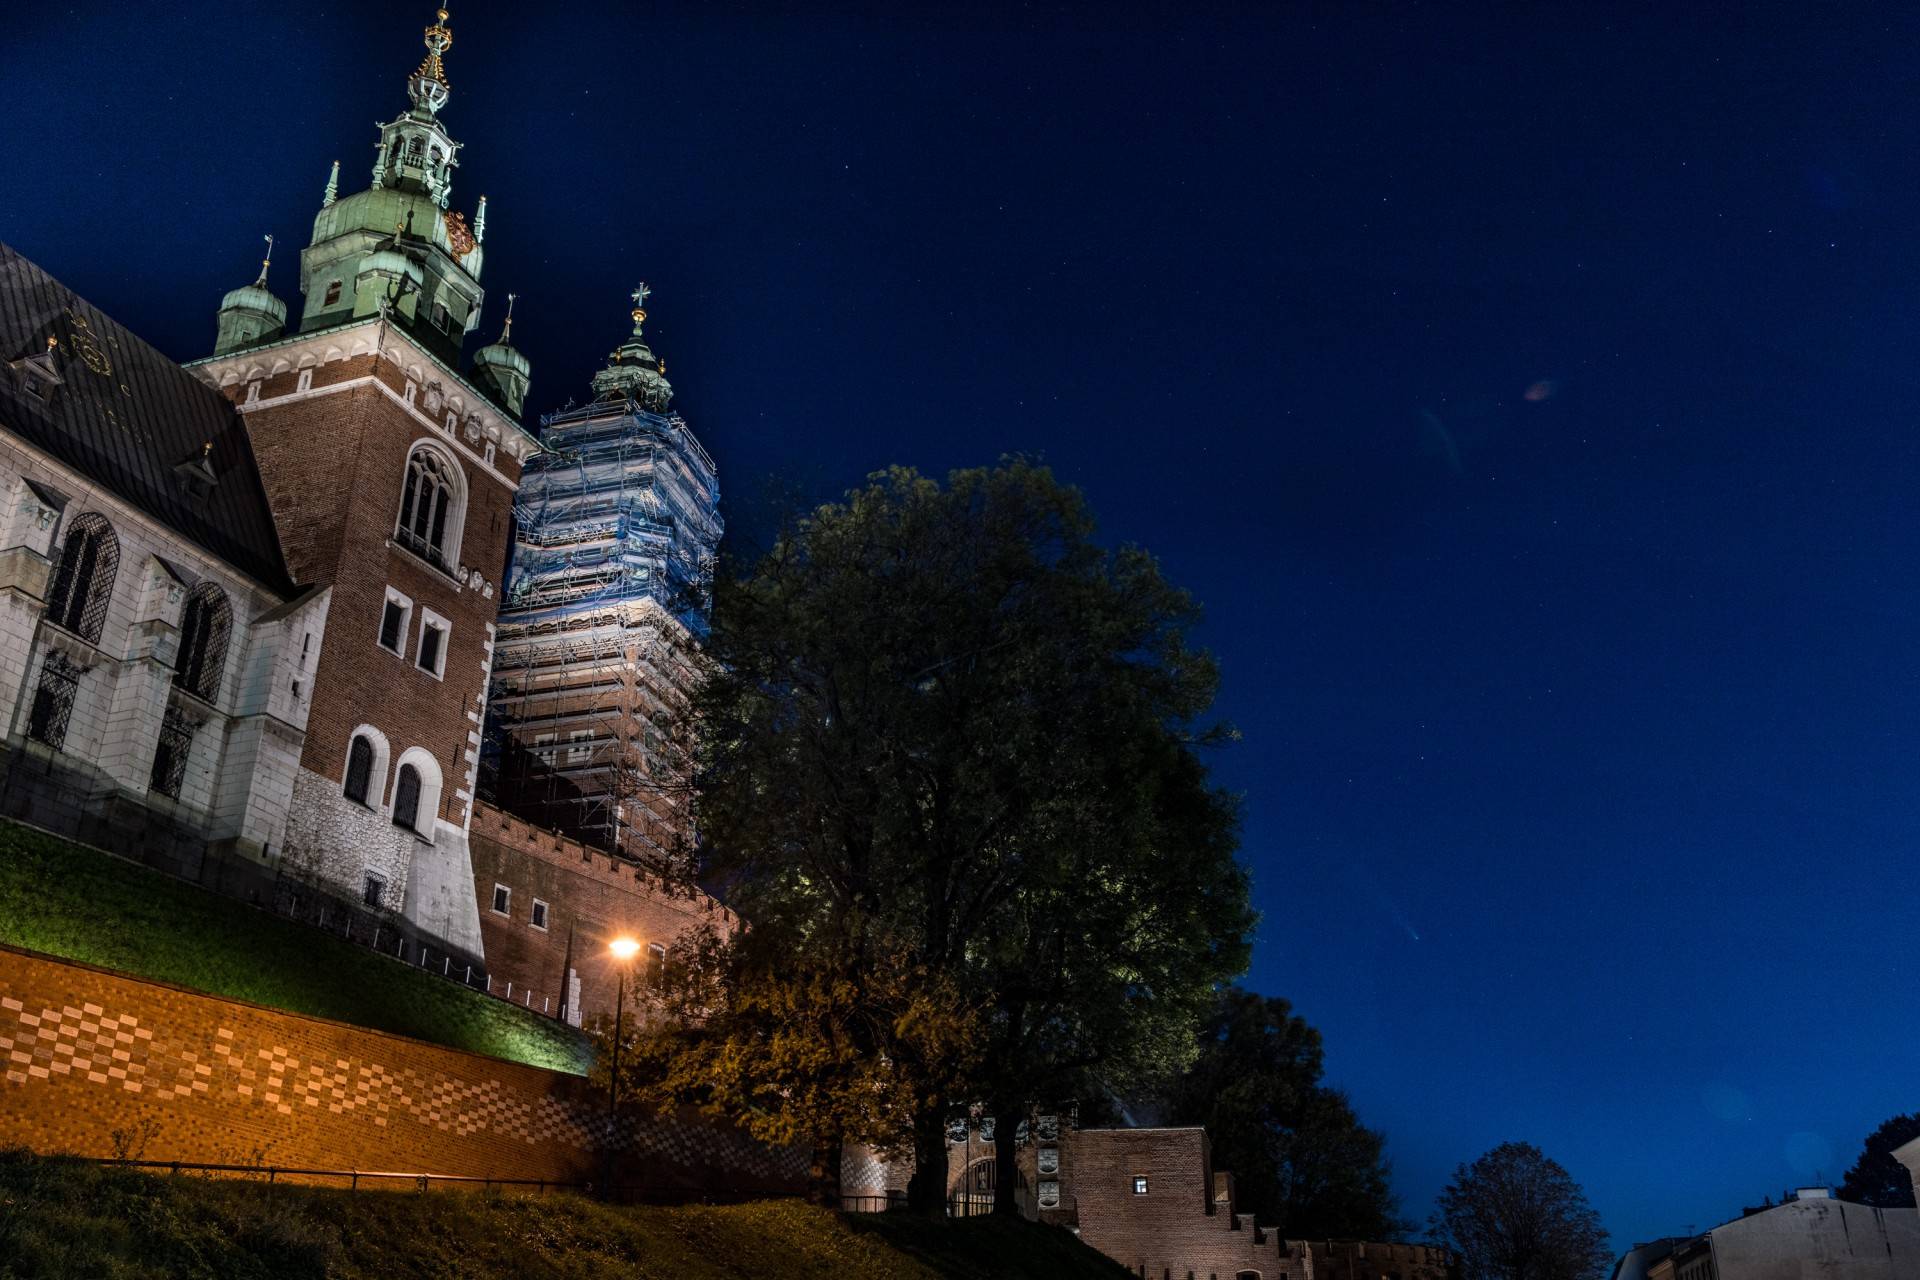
[0,944,807,1197]
[466,801,735,1025]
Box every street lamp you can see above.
[607,936,641,1118]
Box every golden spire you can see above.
[416,7,453,88]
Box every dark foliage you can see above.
[1160,986,1403,1239]
[1838,1112,1920,1208]
[1432,1142,1610,1280]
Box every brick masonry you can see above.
[467,801,736,1025]
[0,944,806,1195]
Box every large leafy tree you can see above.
[1159,987,1403,1238]
[595,923,980,1206]
[1838,1112,1920,1208]
[1432,1142,1611,1280]
[683,459,1253,1212]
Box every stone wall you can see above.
[467,801,736,1025]
[0,944,807,1196]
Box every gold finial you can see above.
[416,6,453,87]
[46,336,58,352]
[501,292,517,343]
[254,234,274,288]
[202,440,213,458]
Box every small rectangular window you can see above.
[363,873,385,909]
[415,607,450,679]
[491,884,510,916]
[378,587,412,655]
[323,280,342,306]
[530,899,548,931]
[418,623,443,674]
[1132,1176,1149,1195]
[566,729,593,765]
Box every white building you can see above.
[0,243,328,876]
[1638,1189,1920,1280]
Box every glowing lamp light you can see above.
[608,937,642,961]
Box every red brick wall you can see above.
[233,350,519,820]
[467,802,736,1024]
[0,944,804,1194]
[1066,1129,1312,1280]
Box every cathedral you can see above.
[0,6,724,1017]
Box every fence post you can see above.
[465,965,472,985]
[351,1171,359,1190]
[506,981,513,999]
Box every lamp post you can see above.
[607,936,640,1118]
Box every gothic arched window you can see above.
[344,735,375,804]
[395,445,460,570]
[174,582,231,703]
[45,512,119,643]
[392,763,422,831]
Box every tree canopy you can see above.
[1432,1142,1610,1280]
[1838,1112,1920,1208]
[632,460,1254,1210]
[1157,986,1403,1239]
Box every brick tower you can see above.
[189,7,541,960]
[483,287,721,865]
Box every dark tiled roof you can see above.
[0,244,295,596]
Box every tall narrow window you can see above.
[174,583,231,703]
[392,763,422,832]
[344,735,375,804]
[417,617,446,676]
[395,447,457,570]
[323,280,342,306]
[646,942,667,987]
[45,512,119,642]
[149,705,193,799]
[26,653,81,750]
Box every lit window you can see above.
[646,942,667,986]
[1132,1176,1148,1195]
[530,899,548,931]
[491,884,510,916]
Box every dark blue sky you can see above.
[7,0,1917,1250]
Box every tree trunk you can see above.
[906,1106,950,1217]
[807,1135,844,1209]
[993,1101,1024,1217]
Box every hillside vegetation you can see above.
[0,820,589,1073]
[0,1151,1133,1280]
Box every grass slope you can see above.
[0,1152,1135,1280]
[0,821,589,1074]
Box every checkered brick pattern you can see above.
[0,946,807,1191]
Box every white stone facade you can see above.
[0,431,328,860]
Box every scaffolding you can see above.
[481,394,720,865]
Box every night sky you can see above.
[7,0,1918,1250]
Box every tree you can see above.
[1158,987,1403,1238]
[687,459,1254,1212]
[1838,1112,1920,1208]
[594,923,980,1207]
[1432,1142,1610,1280]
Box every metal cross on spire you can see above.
[631,281,652,310]
[254,234,275,288]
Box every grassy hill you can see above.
[0,820,589,1073]
[0,1151,1134,1280]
